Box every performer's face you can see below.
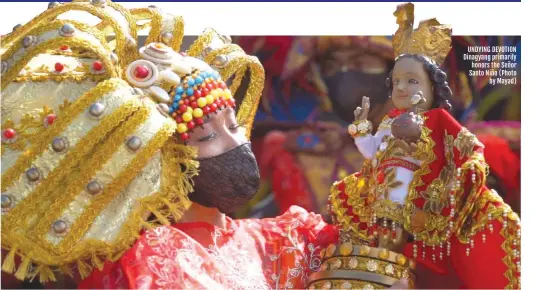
[186,107,261,214]
[320,49,391,123]
[390,57,434,110]
[187,107,248,158]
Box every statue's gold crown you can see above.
[392,2,452,64]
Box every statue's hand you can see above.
[354,96,370,121]
[390,278,410,289]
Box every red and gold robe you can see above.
[330,108,520,289]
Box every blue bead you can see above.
[168,106,174,114]
[174,95,181,102]
[176,87,184,94]
[187,88,194,96]
[195,77,203,85]
[187,78,195,86]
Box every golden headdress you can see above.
[392,2,452,64]
[1,0,263,283]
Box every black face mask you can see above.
[189,143,260,215]
[323,70,390,123]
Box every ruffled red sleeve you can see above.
[79,206,338,290]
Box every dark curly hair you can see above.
[386,54,453,112]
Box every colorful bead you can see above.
[177,123,188,133]
[187,78,195,86]
[187,121,195,130]
[186,88,194,96]
[197,98,207,108]
[180,133,190,141]
[182,112,193,122]
[45,114,56,126]
[193,108,203,119]
[195,118,204,125]
[60,45,69,51]
[194,90,202,98]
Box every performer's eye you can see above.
[409,78,419,84]
[229,123,241,131]
[393,79,400,85]
[198,132,218,142]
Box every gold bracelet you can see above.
[348,120,372,138]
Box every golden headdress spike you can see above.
[392,2,452,64]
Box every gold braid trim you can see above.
[1,2,129,67]
[1,79,122,191]
[129,8,163,47]
[2,37,118,90]
[170,15,185,51]
[1,20,109,63]
[403,125,439,245]
[107,1,139,65]
[2,99,142,234]
[229,65,248,94]
[13,73,109,83]
[1,101,145,281]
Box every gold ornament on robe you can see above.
[1,0,264,283]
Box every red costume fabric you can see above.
[78,206,338,289]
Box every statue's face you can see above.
[320,49,391,123]
[390,57,434,111]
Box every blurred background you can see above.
[227,35,521,220]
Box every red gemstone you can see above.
[195,118,204,125]
[92,61,103,71]
[3,128,16,139]
[194,90,202,98]
[206,83,214,91]
[179,105,187,113]
[134,65,149,79]
[202,107,210,114]
[352,216,360,223]
[45,114,56,126]
[54,62,64,72]
[338,182,345,191]
[187,121,195,129]
[441,207,451,217]
[180,133,190,140]
[60,45,69,51]
[359,223,368,230]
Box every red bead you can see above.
[189,97,196,102]
[183,99,190,106]
[210,103,218,112]
[187,121,195,129]
[195,118,204,125]
[60,45,69,51]
[54,62,64,72]
[179,100,184,105]
[92,61,103,71]
[3,128,16,139]
[179,105,187,113]
[45,114,56,125]
[194,90,202,98]
[228,99,236,107]
[206,83,214,91]
[175,115,183,123]
[202,88,210,96]
[219,82,227,89]
[202,107,210,114]
[134,65,149,79]
[180,133,190,140]
[190,102,198,109]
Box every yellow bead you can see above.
[217,88,224,95]
[182,112,193,122]
[197,97,207,108]
[177,123,188,133]
[187,106,193,113]
[211,90,219,98]
[224,89,232,100]
[206,95,214,105]
[193,108,203,118]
